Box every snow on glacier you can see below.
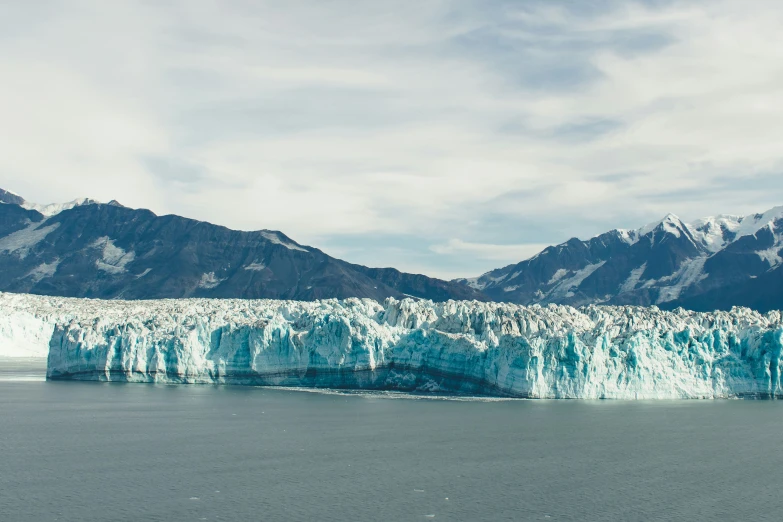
[1,292,782,399]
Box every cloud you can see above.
[1,0,783,278]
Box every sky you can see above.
[1,0,783,279]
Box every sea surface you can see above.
[2,358,783,521]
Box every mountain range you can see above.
[1,187,781,312]
[458,207,783,312]
[0,188,483,302]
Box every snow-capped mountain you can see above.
[0,189,483,302]
[0,188,107,217]
[2,187,781,311]
[458,207,783,312]
[3,292,783,398]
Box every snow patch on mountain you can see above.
[92,237,135,274]
[24,259,60,284]
[617,229,637,245]
[461,277,483,290]
[651,257,708,303]
[757,247,782,268]
[198,272,225,289]
[734,206,783,238]
[549,262,605,299]
[547,268,569,285]
[0,188,120,218]
[244,261,267,271]
[638,213,684,240]
[690,216,741,253]
[461,273,509,291]
[24,198,101,217]
[620,263,647,293]
[0,221,60,259]
[259,232,308,252]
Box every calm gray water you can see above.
[2,359,783,521]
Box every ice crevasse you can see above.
[1,292,783,399]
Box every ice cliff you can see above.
[1,292,782,398]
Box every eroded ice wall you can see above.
[1,292,783,398]
[0,297,55,357]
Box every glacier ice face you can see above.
[1,292,782,399]
[0,309,54,357]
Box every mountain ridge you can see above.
[2,188,781,311]
[0,189,486,302]
[458,207,783,312]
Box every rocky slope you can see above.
[459,208,783,312]
[0,189,484,302]
[2,292,782,398]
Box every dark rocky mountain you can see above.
[0,188,25,206]
[3,187,781,311]
[0,190,485,302]
[457,209,783,312]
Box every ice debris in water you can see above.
[1,292,783,399]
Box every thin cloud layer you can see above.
[1,0,782,278]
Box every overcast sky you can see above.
[1,1,782,279]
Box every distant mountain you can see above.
[457,208,783,312]
[0,190,485,302]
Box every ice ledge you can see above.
[1,292,782,399]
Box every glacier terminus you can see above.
[1,292,783,399]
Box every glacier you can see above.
[1,292,782,399]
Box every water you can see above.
[2,359,783,521]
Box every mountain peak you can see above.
[28,197,102,217]
[466,204,783,312]
[0,188,26,206]
[0,193,485,303]
[637,213,685,239]
[0,188,107,217]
